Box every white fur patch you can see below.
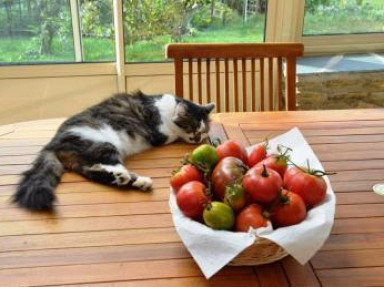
[132,176,153,191]
[154,94,180,144]
[68,124,150,157]
[88,163,131,185]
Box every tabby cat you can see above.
[13,91,215,211]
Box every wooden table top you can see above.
[0,109,383,286]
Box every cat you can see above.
[12,91,215,211]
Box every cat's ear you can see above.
[204,103,215,114]
[172,102,188,121]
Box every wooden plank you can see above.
[242,125,384,136]
[251,58,256,112]
[216,109,384,124]
[332,217,384,234]
[0,214,174,236]
[332,181,379,193]
[197,58,202,104]
[0,242,191,269]
[248,134,384,145]
[312,249,384,270]
[254,263,289,287]
[0,201,170,221]
[57,274,261,287]
[242,58,246,112]
[0,258,253,286]
[0,173,173,186]
[0,164,175,177]
[0,227,180,252]
[322,233,384,251]
[336,204,384,218]
[282,256,321,287]
[0,187,172,208]
[259,58,264,111]
[336,192,384,205]
[316,266,384,287]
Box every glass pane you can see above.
[0,0,75,64]
[80,0,115,62]
[123,0,267,63]
[303,0,384,36]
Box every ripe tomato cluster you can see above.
[170,139,332,232]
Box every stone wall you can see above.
[296,71,384,110]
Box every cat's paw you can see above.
[132,176,153,191]
[112,171,131,186]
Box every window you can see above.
[80,0,115,62]
[123,0,268,63]
[0,0,115,64]
[303,0,384,35]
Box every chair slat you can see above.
[224,59,229,112]
[215,59,221,112]
[242,58,247,112]
[251,58,256,112]
[286,57,297,111]
[197,59,202,104]
[277,57,283,111]
[233,59,239,112]
[188,59,193,101]
[260,58,265,112]
[174,59,184,98]
[206,59,211,104]
[268,58,273,111]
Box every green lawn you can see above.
[0,17,264,64]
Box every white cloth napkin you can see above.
[169,128,336,279]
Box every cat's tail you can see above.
[12,150,64,211]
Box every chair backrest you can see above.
[165,43,304,112]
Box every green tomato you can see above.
[224,183,247,212]
[203,202,235,230]
[191,144,219,169]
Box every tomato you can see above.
[203,202,235,230]
[216,140,248,165]
[224,183,247,212]
[191,144,219,169]
[176,181,209,219]
[242,165,283,204]
[236,204,268,232]
[271,190,307,227]
[212,157,248,200]
[170,164,203,192]
[256,155,288,178]
[248,143,267,167]
[283,166,328,207]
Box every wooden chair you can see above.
[165,43,304,112]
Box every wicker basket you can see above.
[229,237,288,266]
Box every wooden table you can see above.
[0,109,383,286]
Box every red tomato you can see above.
[271,190,307,227]
[236,204,268,232]
[216,140,248,165]
[170,164,203,192]
[248,143,267,167]
[256,154,288,178]
[176,181,209,219]
[284,166,327,207]
[242,165,283,204]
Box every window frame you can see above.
[0,0,383,87]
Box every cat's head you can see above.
[172,99,215,144]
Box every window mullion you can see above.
[113,0,126,92]
[70,0,83,62]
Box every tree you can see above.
[4,0,13,36]
[38,0,62,55]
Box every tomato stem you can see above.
[288,158,337,177]
[261,164,269,177]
